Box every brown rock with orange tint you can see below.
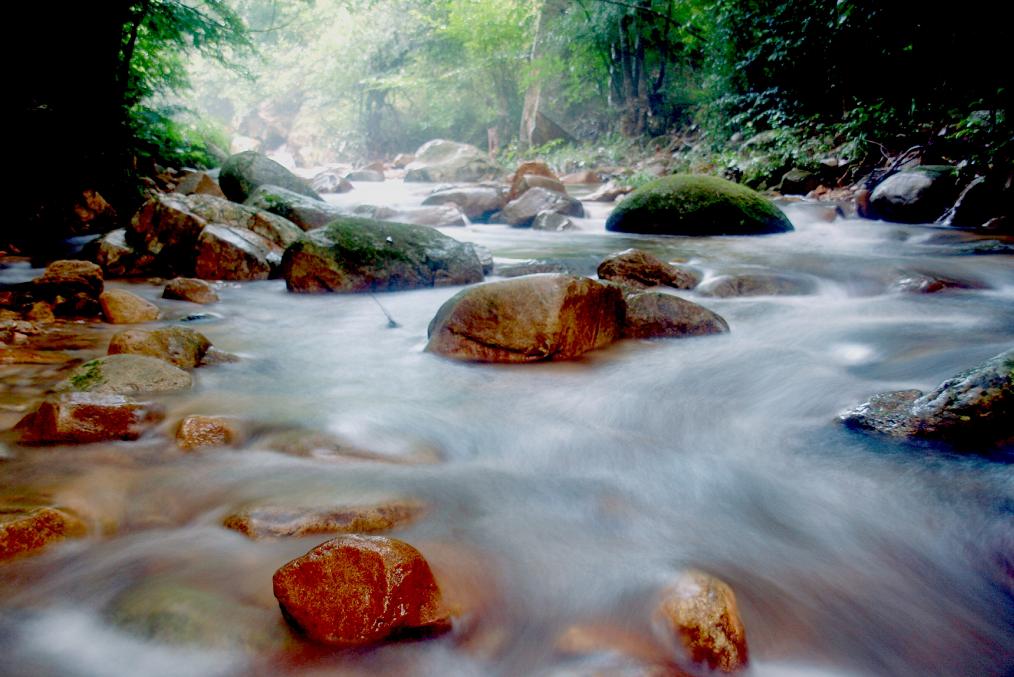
[17,393,166,444]
[508,161,559,201]
[0,502,86,560]
[175,415,243,451]
[598,249,701,290]
[99,289,160,324]
[162,278,219,304]
[655,570,749,673]
[224,501,424,539]
[108,326,211,369]
[272,534,450,646]
[32,260,104,316]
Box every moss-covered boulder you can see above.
[219,151,321,203]
[59,354,192,395]
[245,184,345,231]
[605,174,793,236]
[280,217,484,293]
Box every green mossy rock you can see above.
[605,174,793,236]
[280,217,484,293]
[219,151,321,203]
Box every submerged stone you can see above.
[606,174,793,236]
[0,500,86,560]
[224,500,424,539]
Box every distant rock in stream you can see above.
[597,248,701,290]
[224,500,424,539]
[866,166,958,224]
[606,174,793,236]
[404,140,500,183]
[422,185,507,222]
[219,150,321,203]
[622,291,729,339]
[839,348,1013,447]
[280,217,484,293]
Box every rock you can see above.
[508,161,559,201]
[531,211,577,231]
[941,175,1011,228]
[598,249,701,290]
[245,184,345,231]
[272,534,450,646]
[32,260,104,316]
[623,292,729,339]
[280,217,484,293]
[17,393,165,444]
[175,171,226,198]
[839,349,1013,445]
[391,153,415,168]
[163,278,219,304]
[495,260,573,278]
[70,189,117,236]
[584,181,633,202]
[26,302,55,323]
[867,166,959,224]
[502,187,585,227]
[346,169,385,182]
[127,193,206,274]
[890,272,986,294]
[184,193,303,248]
[108,582,276,650]
[778,168,819,195]
[426,275,624,363]
[224,501,424,539]
[108,327,211,369]
[365,205,467,228]
[219,151,321,203]
[654,570,749,673]
[175,415,243,450]
[404,140,499,183]
[422,185,507,222]
[194,225,277,281]
[561,170,602,185]
[514,173,567,198]
[99,289,159,324]
[469,244,494,275]
[606,174,793,236]
[59,354,192,395]
[0,500,86,561]
[94,229,153,278]
[697,274,816,298]
[310,171,353,194]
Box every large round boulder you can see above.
[245,184,345,231]
[272,534,450,646]
[404,140,499,183]
[622,292,729,339]
[107,326,211,369]
[502,187,584,227]
[605,174,793,236]
[32,260,104,317]
[219,151,321,203]
[426,275,624,363]
[280,217,484,293]
[59,354,192,395]
[867,166,958,224]
[422,185,507,222]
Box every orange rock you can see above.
[175,415,242,451]
[654,570,749,673]
[32,260,104,316]
[272,534,451,646]
[0,347,70,364]
[508,161,559,201]
[561,170,602,185]
[223,501,424,539]
[27,301,56,323]
[162,278,219,304]
[0,502,86,561]
[598,249,701,290]
[18,393,166,444]
[100,289,160,324]
[108,326,211,369]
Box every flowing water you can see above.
[1,181,1012,677]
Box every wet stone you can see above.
[59,354,192,395]
[623,292,730,339]
[107,326,211,370]
[598,249,701,290]
[99,289,160,324]
[162,277,219,304]
[17,393,166,444]
[175,415,243,451]
[223,500,424,539]
[0,500,86,561]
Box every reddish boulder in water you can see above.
[623,292,729,339]
[0,501,86,561]
[598,249,701,290]
[32,260,104,316]
[108,326,211,369]
[162,278,219,304]
[272,534,450,646]
[17,393,165,444]
[99,289,160,324]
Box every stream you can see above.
[1,180,1012,676]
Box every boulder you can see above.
[422,185,507,222]
[17,393,165,444]
[508,161,559,201]
[940,175,1012,228]
[426,275,624,363]
[245,184,345,231]
[502,187,584,227]
[391,153,415,168]
[890,272,986,294]
[470,244,495,275]
[175,415,243,450]
[839,348,1013,446]
[310,171,353,194]
[654,570,749,673]
[127,193,207,274]
[280,217,484,293]
[561,170,602,185]
[623,292,729,339]
[362,205,467,228]
[108,326,211,369]
[584,181,632,202]
[514,173,567,199]
[272,535,450,646]
[59,354,192,395]
[162,278,219,304]
[867,166,959,224]
[94,229,154,278]
[606,174,793,236]
[346,169,385,182]
[697,273,816,298]
[495,260,573,278]
[224,500,424,539]
[778,168,820,195]
[175,171,226,198]
[597,249,701,290]
[0,500,86,561]
[26,302,55,323]
[184,193,303,247]
[404,140,499,183]
[194,225,277,281]
[32,260,104,316]
[531,211,577,232]
[99,289,159,324]
[219,151,321,203]
[69,189,118,236]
